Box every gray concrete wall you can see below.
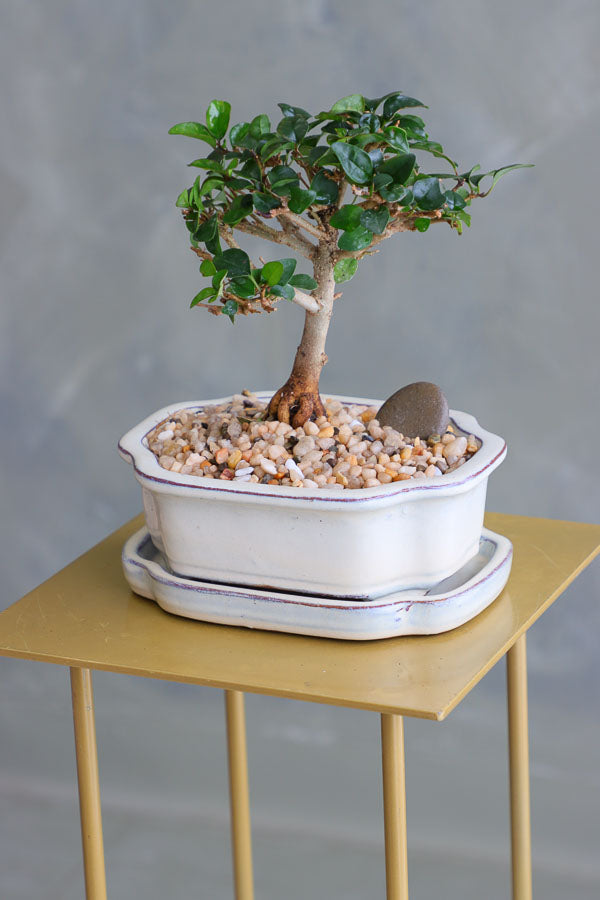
[1,2,599,897]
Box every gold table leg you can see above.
[225,690,254,900]
[70,667,107,900]
[507,635,533,900]
[381,713,409,900]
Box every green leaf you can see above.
[253,191,281,214]
[287,186,317,214]
[278,258,297,284]
[200,176,225,195]
[188,158,224,172]
[358,113,381,132]
[360,206,390,234]
[338,227,373,251]
[444,190,466,210]
[205,232,221,256]
[268,165,298,196]
[193,214,218,242]
[175,188,190,208]
[221,298,238,322]
[277,116,309,143]
[413,218,430,233]
[330,94,365,114]
[229,122,250,146]
[222,194,254,225]
[330,204,363,231]
[382,93,426,119]
[261,261,284,286]
[310,171,339,205]
[168,122,216,147]
[382,126,409,153]
[229,276,257,299]
[412,177,445,210]
[397,115,427,138]
[206,100,231,140]
[249,114,271,138]
[238,158,262,183]
[212,248,251,276]
[333,258,359,283]
[260,136,294,162]
[378,152,416,185]
[380,184,412,203]
[289,273,318,290]
[200,259,217,276]
[191,287,217,307]
[330,141,373,185]
[212,268,228,291]
[269,283,295,301]
[278,102,311,119]
[471,163,534,193]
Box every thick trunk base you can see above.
[268,375,325,427]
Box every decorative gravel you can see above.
[146,391,480,490]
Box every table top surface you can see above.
[1,513,598,720]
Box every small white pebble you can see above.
[234,467,254,478]
[259,457,278,475]
[285,458,305,481]
[158,429,174,441]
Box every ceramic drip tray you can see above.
[122,527,512,641]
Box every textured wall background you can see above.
[1,2,599,898]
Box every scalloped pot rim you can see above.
[118,392,507,508]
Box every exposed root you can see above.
[268,381,326,427]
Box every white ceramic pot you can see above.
[118,393,507,599]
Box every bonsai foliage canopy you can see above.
[170,92,530,426]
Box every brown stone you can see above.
[377,382,449,439]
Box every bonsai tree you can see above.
[170,93,530,426]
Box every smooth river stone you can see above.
[377,382,449,439]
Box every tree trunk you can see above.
[268,244,336,426]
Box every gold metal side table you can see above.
[1,513,598,900]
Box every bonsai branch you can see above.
[234,218,314,259]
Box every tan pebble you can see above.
[395,472,412,481]
[170,460,183,473]
[378,473,393,484]
[433,442,443,457]
[442,433,455,444]
[304,421,319,436]
[443,436,467,459]
[228,449,242,468]
[215,448,228,464]
[159,455,174,470]
[425,465,438,477]
[326,476,337,484]
[318,425,334,438]
[267,479,279,485]
[361,408,377,423]
[260,457,278,475]
[400,447,412,462]
[365,477,380,488]
[220,469,234,480]
[349,465,362,478]
[362,467,377,480]
[338,424,352,444]
[336,472,348,486]
[268,444,286,460]
[242,449,253,461]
